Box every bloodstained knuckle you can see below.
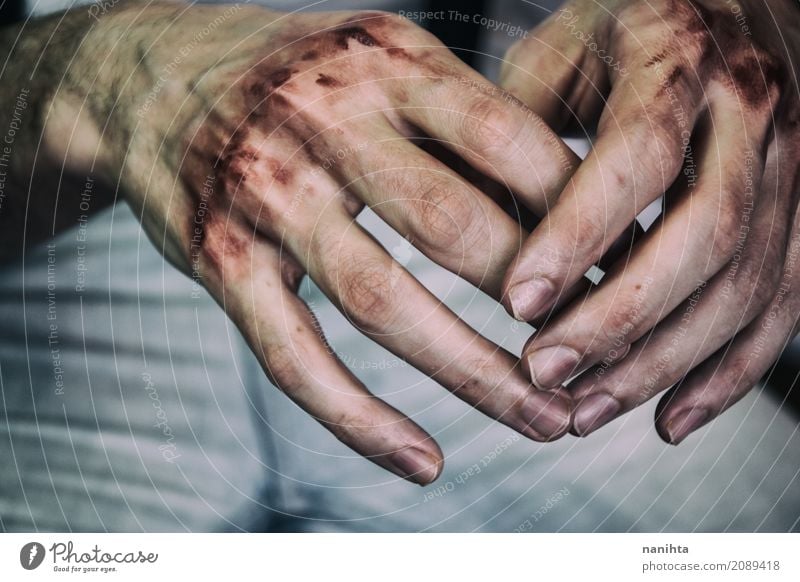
[338,255,400,329]
[459,95,520,155]
[218,150,257,199]
[602,123,683,190]
[197,220,249,276]
[409,176,478,251]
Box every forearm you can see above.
[0,6,113,262]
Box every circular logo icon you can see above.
[20,542,45,570]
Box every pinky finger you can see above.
[226,247,443,485]
[655,277,800,445]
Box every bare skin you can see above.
[500,0,800,442]
[0,1,583,484]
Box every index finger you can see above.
[502,59,705,321]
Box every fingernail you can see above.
[526,346,580,390]
[509,278,555,321]
[573,393,621,436]
[520,390,571,441]
[392,447,441,485]
[665,408,709,445]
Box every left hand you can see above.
[498,0,800,442]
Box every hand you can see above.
[52,2,582,483]
[499,0,800,441]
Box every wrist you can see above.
[61,2,278,180]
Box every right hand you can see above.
[54,2,580,484]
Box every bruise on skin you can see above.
[645,50,670,68]
[333,26,380,50]
[387,47,411,60]
[666,65,684,86]
[315,73,341,87]
[240,15,421,115]
[218,126,258,185]
[269,67,295,88]
[729,54,785,106]
[243,64,296,116]
[186,123,291,268]
[267,157,293,185]
[182,13,433,265]
[182,140,247,260]
[200,219,251,277]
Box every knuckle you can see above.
[327,406,370,445]
[636,120,685,176]
[459,95,520,155]
[338,255,401,331]
[599,123,685,193]
[217,142,259,199]
[570,211,610,259]
[214,140,300,234]
[707,206,742,263]
[709,229,739,265]
[408,176,479,252]
[264,343,302,390]
[728,237,783,312]
[597,291,648,345]
[196,219,248,277]
[453,357,507,400]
